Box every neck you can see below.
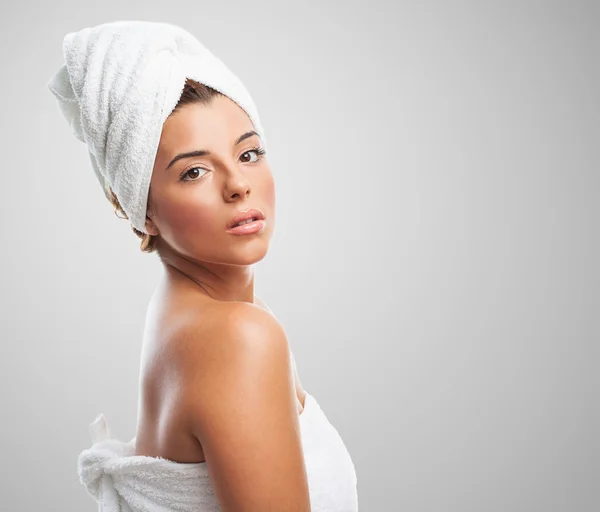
[156,242,255,304]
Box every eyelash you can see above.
[179,146,267,182]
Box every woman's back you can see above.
[133,275,307,465]
[129,273,316,509]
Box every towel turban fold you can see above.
[47,20,268,234]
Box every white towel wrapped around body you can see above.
[47,21,268,234]
[77,391,359,511]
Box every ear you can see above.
[144,214,160,236]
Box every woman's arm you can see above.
[175,303,311,512]
[254,296,306,413]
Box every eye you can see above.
[240,146,267,164]
[179,166,208,182]
[179,146,267,183]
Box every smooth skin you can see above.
[133,94,310,511]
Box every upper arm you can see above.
[178,304,311,512]
[254,296,305,399]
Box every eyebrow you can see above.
[165,130,260,170]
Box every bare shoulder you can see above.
[172,301,309,509]
[170,300,286,372]
[173,300,291,416]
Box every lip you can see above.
[226,219,266,235]
[226,208,266,230]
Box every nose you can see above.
[223,162,251,201]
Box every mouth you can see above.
[227,209,266,229]
[226,218,266,236]
[230,217,260,228]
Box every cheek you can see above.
[159,193,218,237]
[264,174,276,210]
[176,202,217,233]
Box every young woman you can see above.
[50,21,358,512]
[129,79,315,506]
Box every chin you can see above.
[231,244,271,266]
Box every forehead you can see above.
[158,95,255,151]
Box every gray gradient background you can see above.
[1,1,598,510]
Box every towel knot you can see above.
[77,413,134,501]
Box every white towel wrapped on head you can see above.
[47,20,268,234]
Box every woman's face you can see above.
[146,95,276,266]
